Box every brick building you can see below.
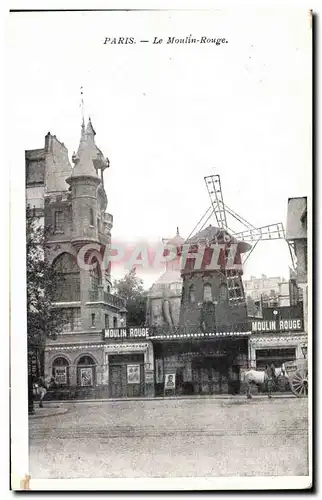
[26,119,154,398]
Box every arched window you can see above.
[203,283,212,302]
[218,282,229,302]
[52,357,69,386]
[189,284,196,304]
[77,355,96,387]
[53,253,80,302]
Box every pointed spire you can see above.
[176,226,179,236]
[70,141,100,180]
[86,117,96,137]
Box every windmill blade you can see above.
[232,222,285,242]
[204,174,228,230]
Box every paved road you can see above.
[29,397,309,479]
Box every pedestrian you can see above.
[38,376,48,408]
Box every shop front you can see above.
[151,331,250,396]
[103,327,154,398]
[248,316,307,370]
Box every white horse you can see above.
[244,364,287,399]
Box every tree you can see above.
[113,268,147,326]
[26,205,64,412]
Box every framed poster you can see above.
[155,359,164,383]
[54,366,67,385]
[80,367,93,387]
[164,373,176,390]
[127,365,140,384]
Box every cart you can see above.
[284,358,308,397]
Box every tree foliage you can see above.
[26,205,63,367]
[113,268,147,326]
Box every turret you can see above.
[66,119,103,249]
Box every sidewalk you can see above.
[29,405,69,419]
[44,393,296,405]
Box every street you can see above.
[29,397,309,479]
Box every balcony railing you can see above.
[88,288,126,310]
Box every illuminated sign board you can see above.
[251,319,303,333]
[104,327,149,339]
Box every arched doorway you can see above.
[77,355,96,387]
[52,357,70,386]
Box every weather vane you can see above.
[80,86,85,126]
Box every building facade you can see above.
[247,197,308,372]
[26,120,154,398]
[147,225,252,396]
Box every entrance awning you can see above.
[148,331,251,340]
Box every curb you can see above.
[45,394,297,405]
[29,407,69,419]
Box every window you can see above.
[105,314,109,329]
[97,218,100,232]
[218,283,228,302]
[203,283,212,302]
[113,316,117,328]
[89,259,101,291]
[54,210,64,232]
[91,313,96,327]
[53,253,80,302]
[90,208,94,226]
[189,285,196,303]
[52,357,69,385]
[77,355,95,387]
[61,308,81,332]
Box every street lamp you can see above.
[301,344,307,359]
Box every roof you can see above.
[75,118,109,172]
[152,270,182,286]
[187,225,222,243]
[162,227,185,247]
[286,197,307,240]
[70,119,103,180]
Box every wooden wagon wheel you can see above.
[290,370,308,397]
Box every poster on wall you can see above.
[155,359,164,383]
[127,365,140,384]
[164,373,176,390]
[80,367,93,387]
[54,367,67,385]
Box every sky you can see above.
[8,9,311,289]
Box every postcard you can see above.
[9,5,312,491]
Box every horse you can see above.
[243,364,287,399]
